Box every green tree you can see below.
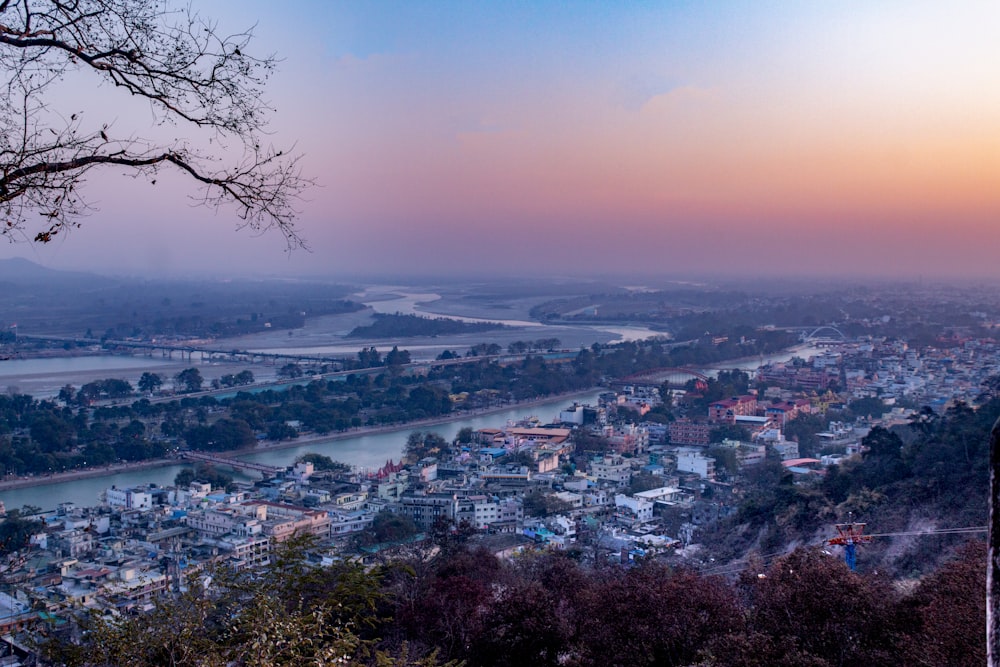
[297,453,351,474]
[404,431,447,462]
[358,347,382,367]
[385,346,412,367]
[175,368,204,393]
[278,363,303,379]
[41,539,403,666]
[521,490,572,518]
[138,372,163,394]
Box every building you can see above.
[395,492,458,531]
[668,418,712,447]
[708,395,758,423]
[590,454,632,485]
[104,486,153,510]
[675,448,715,480]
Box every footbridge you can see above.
[180,451,283,478]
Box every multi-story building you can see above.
[104,486,153,510]
[708,395,758,423]
[668,418,711,446]
[675,448,715,480]
[395,492,458,531]
[590,454,632,485]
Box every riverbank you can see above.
[0,387,600,493]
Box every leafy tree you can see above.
[898,540,985,667]
[846,396,887,420]
[184,417,254,451]
[707,445,740,478]
[468,343,501,357]
[41,539,406,666]
[278,363,303,380]
[709,423,750,444]
[628,472,664,495]
[364,511,419,545]
[297,453,351,474]
[732,548,905,666]
[403,431,447,462]
[0,0,308,245]
[174,462,233,490]
[782,412,826,457]
[175,367,204,393]
[577,563,742,667]
[137,372,163,394]
[57,384,76,405]
[521,490,572,518]
[358,347,382,367]
[385,346,412,367]
[0,506,42,556]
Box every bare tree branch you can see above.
[0,0,310,246]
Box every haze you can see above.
[2,1,998,280]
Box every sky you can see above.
[2,1,999,280]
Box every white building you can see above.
[614,494,654,522]
[675,448,715,480]
[104,486,153,510]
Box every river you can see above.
[0,390,602,512]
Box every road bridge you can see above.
[180,451,283,478]
[15,334,350,367]
[615,367,710,389]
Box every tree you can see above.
[137,372,163,394]
[358,347,382,367]
[0,0,309,245]
[175,367,203,393]
[297,453,351,474]
[385,345,412,367]
[404,431,447,462]
[278,363,303,380]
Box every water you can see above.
[356,289,542,327]
[0,355,180,379]
[0,390,602,512]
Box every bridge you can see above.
[614,367,710,389]
[15,333,350,367]
[180,451,283,478]
[802,326,848,345]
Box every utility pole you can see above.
[988,416,1000,666]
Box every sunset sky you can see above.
[2,1,999,279]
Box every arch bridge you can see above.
[803,326,847,343]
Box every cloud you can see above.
[615,74,684,111]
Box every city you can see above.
[2,0,998,664]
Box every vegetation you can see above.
[174,463,234,491]
[297,453,352,474]
[348,313,505,338]
[41,535,987,667]
[699,397,1000,576]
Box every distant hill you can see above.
[0,257,113,286]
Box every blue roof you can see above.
[480,447,507,457]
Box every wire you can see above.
[696,525,987,577]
